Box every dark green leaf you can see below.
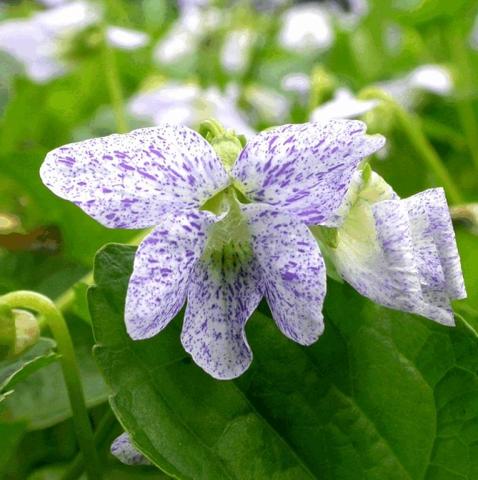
[0,420,26,473]
[90,244,478,480]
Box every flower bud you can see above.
[210,135,243,172]
[13,309,40,357]
[0,307,40,360]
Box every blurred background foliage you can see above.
[0,0,477,478]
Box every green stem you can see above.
[55,272,93,313]
[62,409,118,480]
[360,88,464,205]
[101,27,129,134]
[448,23,478,171]
[0,291,102,480]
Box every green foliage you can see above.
[90,244,478,480]
[0,337,58,399]
[0,421,26,472]
[0,0,477,478]
[1,318,109,430]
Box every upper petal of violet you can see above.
[245,204,326,344]
[40,125,229,229]
[232,120,385,226]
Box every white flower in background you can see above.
[378,64,453,108]
[409,65,452,95]
[279,3,334,53]
[0,1,149,83]
[128,82,254,136]
[105,26,149,51]
[281,72,311,96]
[154,4,220,65]
[244,84,289,125]
[221,29,256,74]
[311,88,378,121]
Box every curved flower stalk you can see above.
[40,120,384,379]
[111,433,150,466]
[0,1,149,83]
[317,170,466,324]
[128,82,254,137]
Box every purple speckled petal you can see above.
[111,433,150,466]
[352,199,454,324]
[125,209,214,340]
[181,256,263,380]
[405,188,466,300]
[40,125,229,228]
[245,205,326,344]
[232,120,385,225]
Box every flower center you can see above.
[202,188,253,274]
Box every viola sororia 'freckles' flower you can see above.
[40,120,384,379]
[322,171,466,325]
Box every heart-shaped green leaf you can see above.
[90,244,478,480]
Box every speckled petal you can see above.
[111,433,150,466]
[405,188,466,300]
[367,200,454,325]
[245,205,326,344]
[40,125,229,228]
[125,210,214,340]
[181,256,263,380]
[232,120,385,225]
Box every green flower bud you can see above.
[199,119,244,172]
[210,135,243,172]
[0,307,40,360]
[13,309,40,357]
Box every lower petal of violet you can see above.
[181,254,263,380]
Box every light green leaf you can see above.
[90,244,478,480]
[1,318,109,430]
[0,337,59,395]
